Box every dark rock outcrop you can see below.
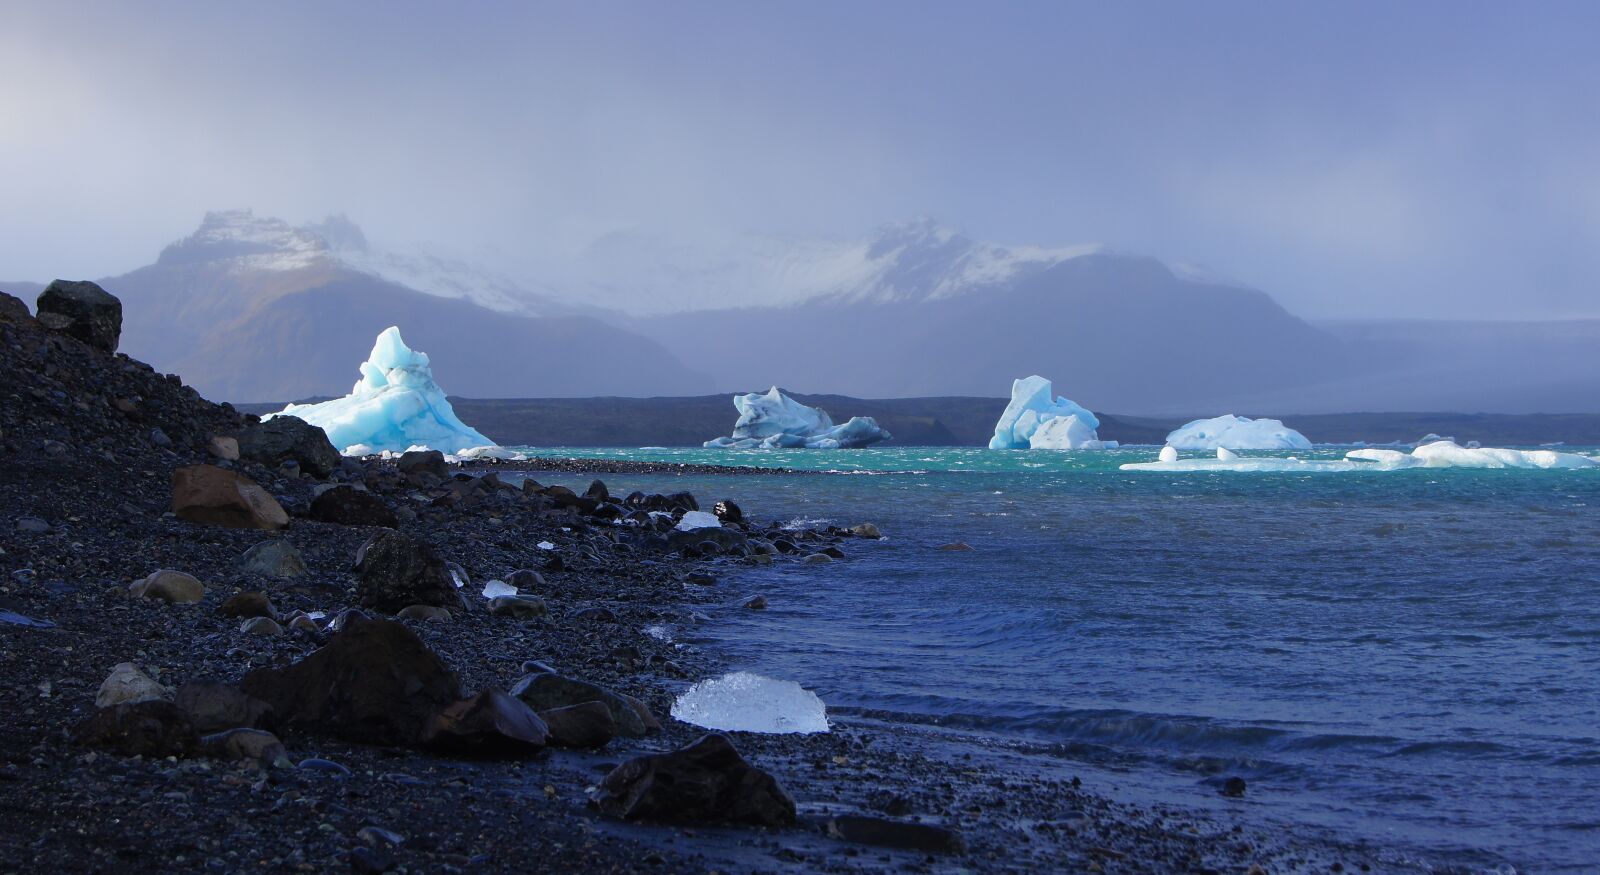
[354,531,460,613]
[596,733,795,826]
[310,486,398,527]
[171,465,289,530]
[237,416,341,478]
[239,615,460,745]
[0,291,31,324]
[35,279,121,352]
[422,689,548,757]
[398,449,449,483]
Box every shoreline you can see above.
[0,312,1442,873]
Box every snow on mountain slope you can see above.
[155,209,554,316]
[570,218,1106,314]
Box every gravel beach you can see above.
[0,291,1410,873]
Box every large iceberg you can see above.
[670,671,830,734]
[703,386,890,449]
[988,375,1115,449]
[1165,414,1311,451]
[268,326,494,455]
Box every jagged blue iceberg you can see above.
[269,326,495,455]
[703,386,891,449]
[988,375,1115,449]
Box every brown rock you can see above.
[396,604,452,623]
[509,672,658,738]
[73,701,199,758]
[596,733,795,826]
[200,728,290,767]
[209,436,240,461]
[538,701,615,748]
[422,689,548,757]
[826,815,964,853]
[172,465,288,530]
[130,569,206,604]
[487,594,547,619]
[175,681,274,732]
[216,591,275,619]
[240,614,460,745]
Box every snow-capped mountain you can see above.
[568,218,1109,314]
[157,209,559,317]
[64,210,711,402]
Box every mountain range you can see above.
[5,210,1597,413]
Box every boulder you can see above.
[354,531,460,613]
[172,465,288,530]
[0,291,32,324]
[216,591,276,619]
[95,663,171,708]
[506,569,545,590]
[237,416,341,478]
[422,689,548,757]
[713,500,743,523]
[73,701,199,758]
[174,681,273,732]
[238,541,307,578]
[239,615,460,745]
[130,569,206,604]
[667,526,749,556]
[200,728,290,767]
[508,672,658,738]
[35,279,121,352]
[537,701,615,748]
[849,523,882,539]
[240,617,284,637]
[596,733,795,827]
[310,486,397,528]
[584,480,610,503]
[826,815,964,853]
[209,436,240,461]
[398,449,449,482]
[487,595,547,619]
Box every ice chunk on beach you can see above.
[989,375,1114,449]
[703,387,891,449]
[268,327,494,455]
[481,579,517,599]
[1165,414,1312,450]
[670,671,830,734]
[675,510,723,531]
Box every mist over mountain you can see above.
[8,210,1600,413]
[16,210,712,403]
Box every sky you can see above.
[3,0,1599,319]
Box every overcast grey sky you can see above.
[3,1,1599,319]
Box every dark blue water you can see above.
[526,447,1600,872]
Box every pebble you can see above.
[15,517,50,533]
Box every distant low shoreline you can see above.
[239,395,1600,448]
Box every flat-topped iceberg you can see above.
[1349,441,1599,470]
[1121,440,1599,473]
[670,671,830,734]
[1165,414,1311,451]
[989,375,1115,449]
[703,386,890,449]
[269,326,494,455]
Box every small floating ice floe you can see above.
[670,671,830,734]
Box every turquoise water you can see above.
[517,446,1600,872]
